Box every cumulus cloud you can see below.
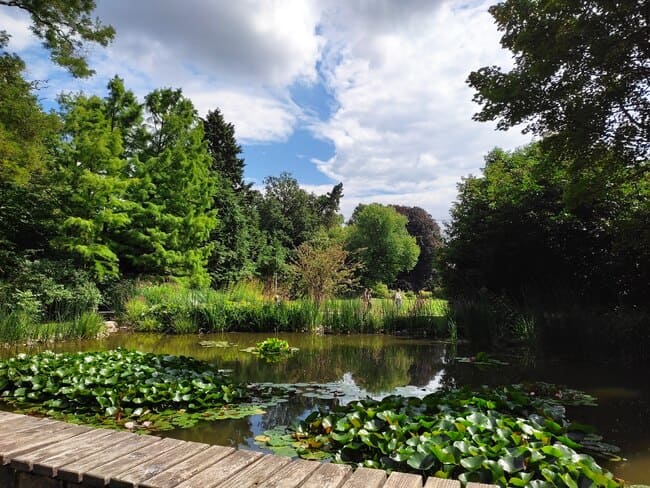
[312,0,531,222]
[2,0,532,221]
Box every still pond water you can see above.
[3,332,649,484]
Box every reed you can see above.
[121,283,452,337]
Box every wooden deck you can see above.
[0,411,497,488]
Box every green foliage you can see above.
[371,283,391,299]
[241,337,298,362]
[441,143,649,307]
[0,0,115,78]
[0,349,254,431]
[0,53,60,185]
[255,173,344,279]
[289,240,360,304]
[203,108,262,285]
[468,0,648,171]
[1,258,102,322]
[346,204,420,286]
[55,90,132,281]
[0,308,104,343]
[256,384,622,487]
[121,283,450,336]
[122,88,218,285]
[392,206,442,291]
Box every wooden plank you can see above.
[140,445,234,488]
[109,441,207,488]
[11,429,110,477]
[29,430,133,475]
[0,411,25,423]
[300,462,352,488]
[80,437,183,487]
[174,449,264,488]
[340,467,387,488]
[256,459,321,488]
[466,484,498,488]
[0,423,90,464]
[423,478,461,488]
[0,416,56,436]
[383,471,423,488]
[56,432,161,483]
[212,454,291,488]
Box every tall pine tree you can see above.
[123,89,217,285]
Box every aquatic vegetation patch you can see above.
[455,351,510,366]
[241,337,299,362]
[255,384,623,487]
[0,349,269,431]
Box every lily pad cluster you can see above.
[242,337,299,362]
[256,384,623,488]
[0,349,257,431]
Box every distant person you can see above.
[394,290,403,308]
[361,288,372,311]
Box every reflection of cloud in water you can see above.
[335,369,447,405]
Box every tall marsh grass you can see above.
[0,307,105,344]
[122,282,451,336]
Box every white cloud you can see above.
[3,0,532,221]
[0,7,35,50]
[313,0,531,221]
[190,89,300,143]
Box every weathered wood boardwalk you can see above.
[0,411,497,488]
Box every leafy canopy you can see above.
[347,203,420,286]
[468,0,649,170]
[0,0,115,77]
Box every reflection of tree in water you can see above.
[161,415,254,447]
[259,395,328,432]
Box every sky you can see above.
[1,0,531,223]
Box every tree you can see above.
[258,173,343,250]
[346,203,420,286]
[392,206,442,291]
[121,88,218,285]
[203,108,260,285]
[54,91,132,280]
[203,109,248,192]
[0,52,60,274]
[468,0,649,170]
[0,0,115,77]
[289,241,360,304]
[441,143,649,306]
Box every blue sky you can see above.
[1,0,531,223]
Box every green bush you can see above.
[371,282,391,299]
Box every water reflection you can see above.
[2,332,649,483]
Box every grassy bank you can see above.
[0,309,105,344]
[122,282,450,336]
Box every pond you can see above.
[2,332,649,484]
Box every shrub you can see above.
[371,282,391,299]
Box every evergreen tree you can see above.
[203,108,259,285]
[123,88,218,285]
[54,92,131,280]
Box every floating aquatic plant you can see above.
[241,337,299,362]
[256,383,623,488]
[0,349,266,431]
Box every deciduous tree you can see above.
[468,0,649,170]
[0,0,114,77]
[346,204,420,286]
